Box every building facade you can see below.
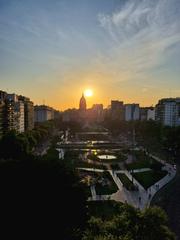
[0,101,5,138]
[125,104,140,121]
[0,90,34,135]
[19,96,34,131]
[111,100,124,121]
[34,105,55,123]
[140,107,155,121]
[155,98,180,126]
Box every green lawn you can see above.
[126,151,163,170]
[95,172,118,195]
[132,170,168,189]
[117,173,137,191]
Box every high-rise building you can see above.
[0,101,5,138]
[34,105,55,123]
[4,99,15,132]
[91,104,104,122]
[14,101,25,133]
[19,96,34,131]
[155,98,180,126]
[79,93,86,111]
[6,94,25,133]
[0,90,7,101]
[125,104,140,121]
[111,100,124,121]
[140,107,155,121]
[0,90,34,135]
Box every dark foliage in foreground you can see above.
[84,202,175,240]
[0,158,87,240]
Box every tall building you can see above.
[125,104,140,121]
[14,101,25,133]
[19,96,34,131]
[0,101,5,138]
[0,90,7,101]
[155,98,180,126]
[0,90,34,134]
[6,94,25,133]
[34,105,55,123]
[4,99,15,132]
[111,100,124,121]
[91,104,104,122]
[79,93,86,111]
[140,107,155,121]
[147,108,155,120]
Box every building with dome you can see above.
[79,93,86,111]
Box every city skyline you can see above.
[0,0,180,110]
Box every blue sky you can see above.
[0,0,180,109]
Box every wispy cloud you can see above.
[97,0,180,79]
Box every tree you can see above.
[0,158,87,240]
[83,204,175,240]
[0,130,30,160]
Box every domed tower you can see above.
[79,93,86,111]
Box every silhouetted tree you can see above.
[0,158,87,240]
[83,204,175,240]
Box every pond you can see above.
[97,155,117,160]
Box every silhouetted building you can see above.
[4,99,15,133]
[0,90,7,101]
[19,96,34,131]
[111,100,124,121]
[0,101,5,138]
[91,104,104,122]
[79,93,86,111]
[62,109,79,122]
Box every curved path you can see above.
[80,154,176,210]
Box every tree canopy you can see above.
[83,204,175,240]
[0,158,87,240]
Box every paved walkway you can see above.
[79,153,177,210]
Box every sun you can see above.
[84,89,93,97]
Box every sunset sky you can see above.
[0,0,180,110]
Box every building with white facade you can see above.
[125,104,140,121]
[140,107,155,121]
[155,98,180,126]
[34,105,55,123]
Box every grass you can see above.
[132,170,168,190]
[117,173,137,191]
[126,150,163,170]
[95,171,118,195]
